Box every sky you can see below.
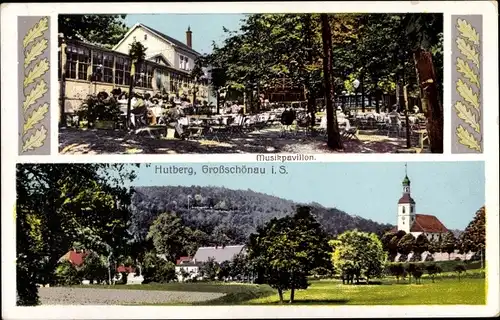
[123,161,485,231]
[124,14,246,54]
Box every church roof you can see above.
[398,193,415,204]
[410,214,448,233]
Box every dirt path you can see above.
[38,287,225,305]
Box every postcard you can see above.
[1,1,499,319]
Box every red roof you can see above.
[176,256,191,265]
[116,265,136,273]
[60,250,88,267]
[398,193,415,204]
[410,214,448,233]
[389,227,398,233]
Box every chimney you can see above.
[186,26,192,48]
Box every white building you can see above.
[113,23,199,72]
[391,165,448,241]
[174,245,246,282]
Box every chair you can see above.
[341,119,359,141]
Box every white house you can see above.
[174,262,202,282]
[113,23,199,72]
[390,165,448,241]
[174,245,247,282]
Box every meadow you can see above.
[71,273,485,305]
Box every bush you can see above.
[54,261,82,286]
[80,251,107,284]
[77,93,122,126]
[142,252,176,283]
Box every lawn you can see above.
[249,278,486,305]
[72,275,485,305]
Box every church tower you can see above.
[397,163,416,233]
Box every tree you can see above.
[16,164,137,305]
[330,229,387,285]
[218,260,232,281]
[411,265,423,284]
[381,232,398,261]
[58,15,128,48]
[321,14,343,150]
[229,253,247,281]
[454,264,466,281]
[397,233,416,261]
[413,234,430,262]
[191,57,206,105]
[126,41,147,129]
[80,250,108,284]
[460,206,485,268]
[441,231,457,260]
[200,257,220,281]
[54,260,82,286]
[247,206,330,303]
[146,212,191,263]
[141,251,176,283]
[426,264,441,283]
[388,263,405,283]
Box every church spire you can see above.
[402,163,411,187]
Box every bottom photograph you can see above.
[15,161,486,306]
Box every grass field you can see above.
[72,274,485,305]
[249,278,486,305]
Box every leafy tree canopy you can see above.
[59,14,128,48]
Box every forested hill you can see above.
[129,186,393,243]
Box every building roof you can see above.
[398,193,415,204]
[402,175,411,186]
[117,265,136,273]
[114,23,200,56]
[176,256,192,265]
[140,24,200,56]
[59,250,87,267]
[66,39,191,76]
[193,245,246,263]
[410,214,448,233]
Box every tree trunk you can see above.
[193,85,197,106]
[59,41,67,127]
[403,85,411,148]
[320,14,343,150]
[361,75,365,113]
[308,93,316,132]
[289,287,295,303]
[278,288,284,303]
[126,62,136,130]
[375,87,380,113]
[413,48,443,153]
[216,90,220,114]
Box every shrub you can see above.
[454,264,467,281]
[388,263,405,283]
[142,252,176,283]
[77,92,122,125]
[54,261,82,286]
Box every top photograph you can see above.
[58,13,444,155]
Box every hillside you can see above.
[129,186,393,244]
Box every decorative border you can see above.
[18,16,50,155]
[451,15,483,153]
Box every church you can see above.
[390,165,448,241]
